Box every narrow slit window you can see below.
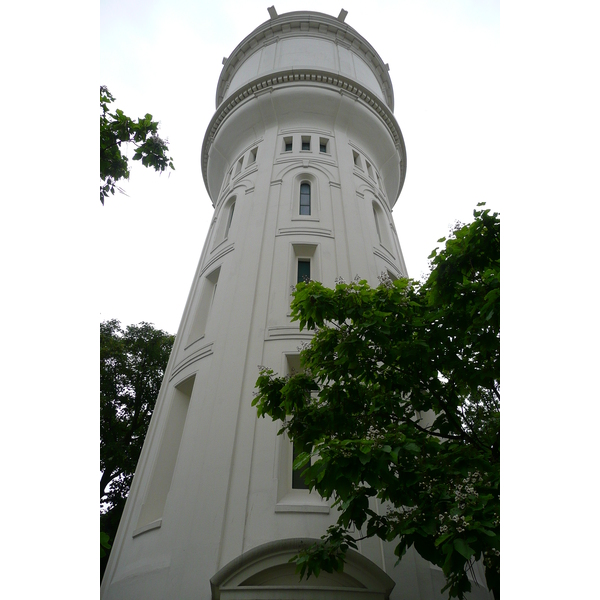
[284,136,293,152]
[353,150,361,168]
[366,161,374,179]
[301,136,311,151]
[319,137,329,153]
[297,259,311,283]
[299,182,311,215]
[373,205,382,244]
[224,201,235,239]
[376,172,382,189]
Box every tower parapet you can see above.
[216,10,395,109]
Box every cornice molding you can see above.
[202,68,407,203]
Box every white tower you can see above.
[101,9,491,600]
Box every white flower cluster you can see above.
[437,511,469,535]
[483,549,500,572]
[454,471,482,501]
[418,475,434,494]
[377,271,394,288]
[384,505,419,526]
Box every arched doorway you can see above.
[210,538,395,600]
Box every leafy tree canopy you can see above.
[253,205,500,599]
[100,320,174,576]
[100,86,175,204]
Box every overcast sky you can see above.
[99,0,500,334]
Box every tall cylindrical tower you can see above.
[101,9,491,600]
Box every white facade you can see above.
[101,9,492,600]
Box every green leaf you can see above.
[100,531,111,550]
[435,533,453,547]
[404,442,420,454]
[293,452,311,470]
[453,538,475,560]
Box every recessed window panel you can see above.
[234,156,243,176]
[292,443,310,490]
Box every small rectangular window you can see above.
[284,136,293,152]
[376,172,382,189]
[301,136,311,151]
[297,259,310,283]
[249,147,258,164]
[366,161,374,179]
[319,137,329,153]
[352,150,361,168]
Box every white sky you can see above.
[99,0,500,334]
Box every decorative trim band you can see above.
[202,68,406,202]
[373,248,405,276]
[170,342,214,381]
[266,326,314,340]
[206,243,234,269]
[277,227,333,238]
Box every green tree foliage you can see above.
[100,320,174,577]
[253,205,500,599]
[100,86,175,204]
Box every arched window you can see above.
[224,200,235,239]
[372,201,391,249]
[373,205,382,244]
[299,182,311,215]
